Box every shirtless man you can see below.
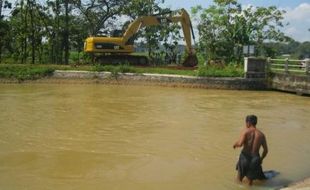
[233,115,268,185]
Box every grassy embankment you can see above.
[0,63,244,81]
[0,65,54,81]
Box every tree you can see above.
[63,0,70,64]
[123,0,164,60]
[74,0,127,36]
[45,0,76,64]
[192,0,290,63]
[9,0,49,64]
[160,22,182,64]
[295,42,310,59]
[70,15,89,63]
[124,0,182,64]
[0,0,12,63]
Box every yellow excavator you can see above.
[84,8,198,67]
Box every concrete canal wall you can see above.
[245,57,310,95]
[271,73,310,95]
[1,57,309,95]
[6,57,308,94]
[52,70,267,90]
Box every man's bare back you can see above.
[242,128,268,158]
[233,115,268,185]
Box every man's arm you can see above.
[261,135,268,162]
[233,130,246,149]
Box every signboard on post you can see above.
[243,45,255,56]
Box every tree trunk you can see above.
[0,0,3,63]
[55,0,61,64]
[22,0,28,64]
[63,0,69,65]
[147,35,152,59]
[0,0,3,17]
[29,0,35,64]
[0,40,2,64]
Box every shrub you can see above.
[196,64,244,77]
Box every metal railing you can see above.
[267,58,310,75]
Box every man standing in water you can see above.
[233,115,268,185]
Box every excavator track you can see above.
[95,54,149,66]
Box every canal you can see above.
[0,83,309,189]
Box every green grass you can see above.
[196,64,244,77]
[0,64,55,80]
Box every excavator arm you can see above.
[122,9,196,56]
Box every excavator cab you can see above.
[111,30,123,37]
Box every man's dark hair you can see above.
[246,115,257,126]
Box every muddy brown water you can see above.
[0,83,309,190]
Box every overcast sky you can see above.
[164,0,310,42]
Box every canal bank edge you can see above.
[49,70,267,90]
[1,69,310,95]
[1,58,309,94]
[281,177,310,190]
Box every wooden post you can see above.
[266,57,271,71]
[306,58,310,75]
[285,58,289,74]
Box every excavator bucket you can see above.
[182,54,198,67]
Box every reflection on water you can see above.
[0,83,309,190]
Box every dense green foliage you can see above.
[124,0,182,61]
[191,0,291,63]
[0,0,182,65]
[197,64,243,77]
[264,41,310,59]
